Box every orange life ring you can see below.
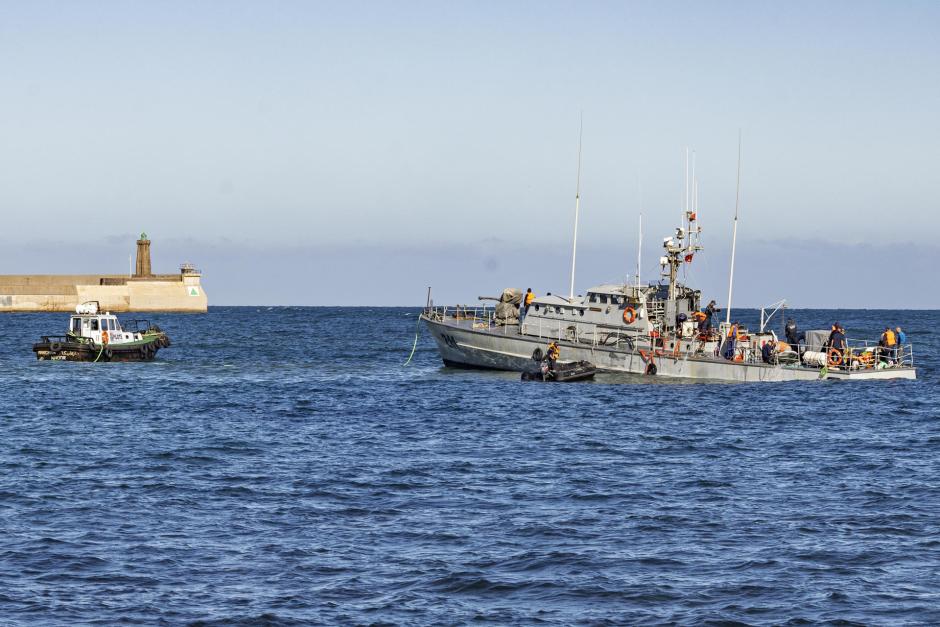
[827,348,842,366]
[101,330,109,344]
[623,307,636,324]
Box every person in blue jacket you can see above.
[895,326,906,362]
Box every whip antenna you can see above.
[726,130,742,324]
[569,113,583,301]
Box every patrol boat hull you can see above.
[422,316,916,382]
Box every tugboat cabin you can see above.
[70,302,132,345]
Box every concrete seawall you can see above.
[1,234,208,313]
[0,274,207,312]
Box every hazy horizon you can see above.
[2,2,938,306]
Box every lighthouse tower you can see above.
[134,232,152,277]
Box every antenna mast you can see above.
[568,114,583,300]
[725,130,743,325]
[637,213,642,289]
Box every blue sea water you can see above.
[1,307,938,625]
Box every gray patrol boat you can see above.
[421,215,916,382]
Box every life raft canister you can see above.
[622,307,637,324]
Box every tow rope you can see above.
[93,342,105,363]
[403,315,421,366]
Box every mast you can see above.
[689,150,696,248]
[636,213,642,289]
[726,130,743,325]
[684,147,689,227]
[568,114,583,301]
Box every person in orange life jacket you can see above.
[880,327,897,363]
[546,341,560,371]
[520,288,535,322]
[722,322,739,360]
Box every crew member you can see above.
[880,327,897,364]
[784,317,805,346]
[546,341,560,371]
[722,322,738,360]
[761,340,775,364]
[703,300,720,331]
[693,310,708,335]
[895,326,906,363]
[829,323,847,367]
[520,288,536,323]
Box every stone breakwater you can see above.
[0,273,207,312]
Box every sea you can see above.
[1,307,938,625]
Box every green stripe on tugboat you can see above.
[33,301,171,362]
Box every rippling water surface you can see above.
[1,307,938,625]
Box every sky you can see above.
[1,1,938,306]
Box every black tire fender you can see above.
[49,342,62,352]
[645,362,657,375]
[531,348,543,361]
[104,348,113,360]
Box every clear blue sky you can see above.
[1,1,938,306]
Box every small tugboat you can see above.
[33,301,171,362]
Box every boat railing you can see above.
[425,304,522,334]
[798,337,914,369]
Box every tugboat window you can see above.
[90,319,99,331]
[589,294,597,303]
[71,319,81,334]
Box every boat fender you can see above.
[623,307,636,324]
[532,348,543,361]
[827,348,842,366]
[49,342,62,352]
[645,362,657,375]
[104,347,113,360]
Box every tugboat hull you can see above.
[33,337,170,362]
